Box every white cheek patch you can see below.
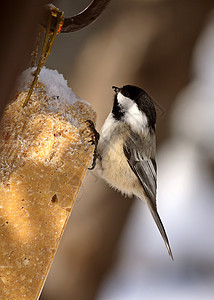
[117,92,132,109]
[117,92,148,132]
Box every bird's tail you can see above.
[146,199,174,260]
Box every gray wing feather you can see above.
[123,138,174,260]
[123,144,157,208]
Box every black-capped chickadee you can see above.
[95,85,173,260]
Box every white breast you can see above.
[99,113,118,144]
[98,113,141,196]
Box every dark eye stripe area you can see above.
[123,91,129,97]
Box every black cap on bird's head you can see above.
[112,84,156,130]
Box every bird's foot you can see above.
[86,120,101,170]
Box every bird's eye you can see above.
[124,91,129,97]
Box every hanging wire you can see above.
[22,1,111,108]
[22,7,64,108]
[31,28,44,68]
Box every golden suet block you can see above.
[0,68,96,299]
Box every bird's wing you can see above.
[123,138,174,260]
[123,142,157,208]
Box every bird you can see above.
[95,84,173,260]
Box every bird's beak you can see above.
[112,86,120,93]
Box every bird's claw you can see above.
[88,139,95,145]
[86,120,100,170]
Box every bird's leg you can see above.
[86,120,101,170]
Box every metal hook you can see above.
[41,0,111,33]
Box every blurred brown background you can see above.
[41,1,214,299]
[2,0,214,299]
